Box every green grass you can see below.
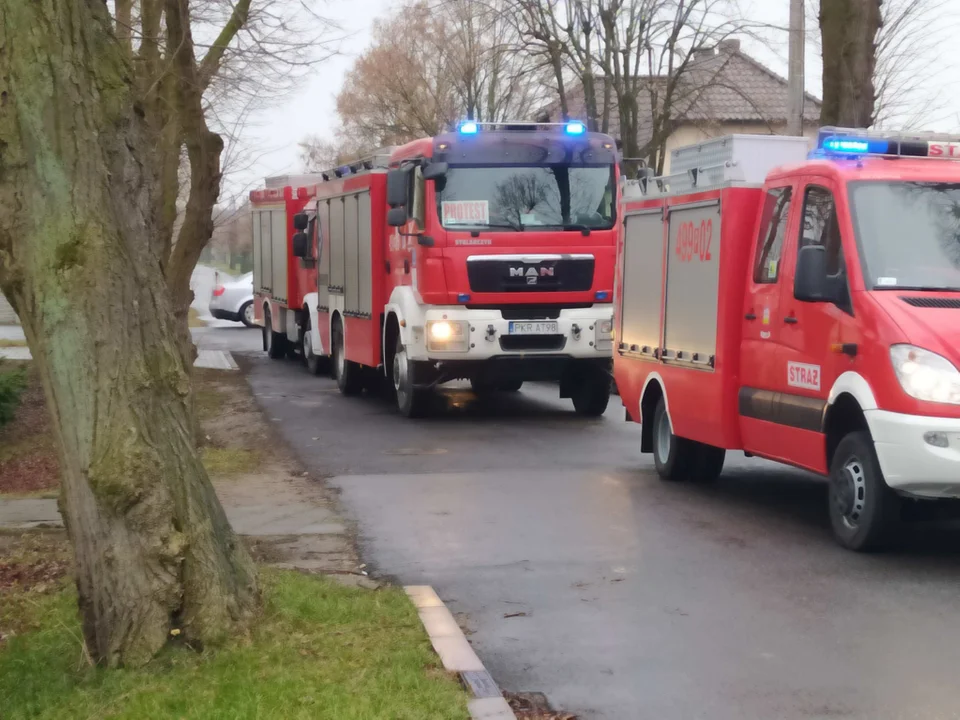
[0,338,27,348]
[201,446,261,476]
[0,569,469,720]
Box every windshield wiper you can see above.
[563,223,592,236]
[467,222,524,235]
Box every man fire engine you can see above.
[615,128,960,551]
[252,121,619,417]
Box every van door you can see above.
[777,181,860,475]
[739,184,800,460]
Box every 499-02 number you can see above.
[675,219,713,263]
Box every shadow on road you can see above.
[661,465,960,561]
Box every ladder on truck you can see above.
[622,134,810,199]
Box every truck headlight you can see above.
[427,320,469,352]
[890,344,960,406]
[595,318,614,350]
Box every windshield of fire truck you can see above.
[436,164,616,231]
[849,182,960,291]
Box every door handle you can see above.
[744,313,757,321]
[403,259,410,274]
[784,316,799,324]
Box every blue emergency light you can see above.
[813,127,960,159]
[459,121,479,134]
[565,121,586,135]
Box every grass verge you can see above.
[0,339,27,348]
[201,446,261,476]
[187,307,207,328]
[1,562,469,720]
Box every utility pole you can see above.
[787,0,805,136]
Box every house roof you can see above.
[553,39,821,147]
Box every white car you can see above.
[208,272,255,327]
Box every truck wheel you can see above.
[652,397,694,481]
[470,378,496,396]
[332,320,363,396]
[240,301,255,328]
[572,369,611,417]
[828,431,901,552]
[499,379,523,392]
[393,336,429,418]
[690,444,726,483]
[265,310,286,360]
[301,321,329,376]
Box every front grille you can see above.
[900,296,960,309]
[467,256,594,293]
[466,303,592,320]
[499,335,567,352]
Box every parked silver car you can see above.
[208,271,255,327]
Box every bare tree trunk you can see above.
[819,0,883,126]
[0,0,258,667]
[164,0,227,367]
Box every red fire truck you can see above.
[615,129,960,551]
[252,122,620,417]
[250,173,326,361]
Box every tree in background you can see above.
[819,0,883,126]
[0,0,332,667]
[507,0,759,173]
[334,0,549,149]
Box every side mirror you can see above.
[422,161,448,181]
[386,169,409,208]
[794,245,828,302]
[387,207,408,227]
[292,231,309,258]
[293,212,309,231]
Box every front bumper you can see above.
[407,305,613,362]
[867,409,960,497]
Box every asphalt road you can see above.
[216,327,960,720]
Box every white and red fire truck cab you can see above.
[615,128,960,551]
[253,122,620,417]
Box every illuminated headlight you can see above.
[427,320,469,352]
[595,318,614,350]
[890,344,960,406]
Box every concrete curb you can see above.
[406,586,516,720]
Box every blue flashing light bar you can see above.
[459,121,479,134]
[565,121,586,135]
[820,136,889,155]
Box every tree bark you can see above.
[820,0,883,126]
[0,0,258,667]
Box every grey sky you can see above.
[237,0,960,193]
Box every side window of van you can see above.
[799,186,844,276]
[753,187,793,283]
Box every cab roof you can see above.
[768,156,960,185]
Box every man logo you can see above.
[509,266,554,285]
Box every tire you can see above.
[332,319,363,395]
[572,368,611,417]
[470,378,496,396]
[239,301,255,328]
[689,444,726,483]
[652,397,693,481]
[393,335,429,418]
[828,431,901,552]
[499,379,523,392]
[651,397,725,482]
[301,320,329,376]
[265,310,287,360]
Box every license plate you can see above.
[508,321,559,335]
